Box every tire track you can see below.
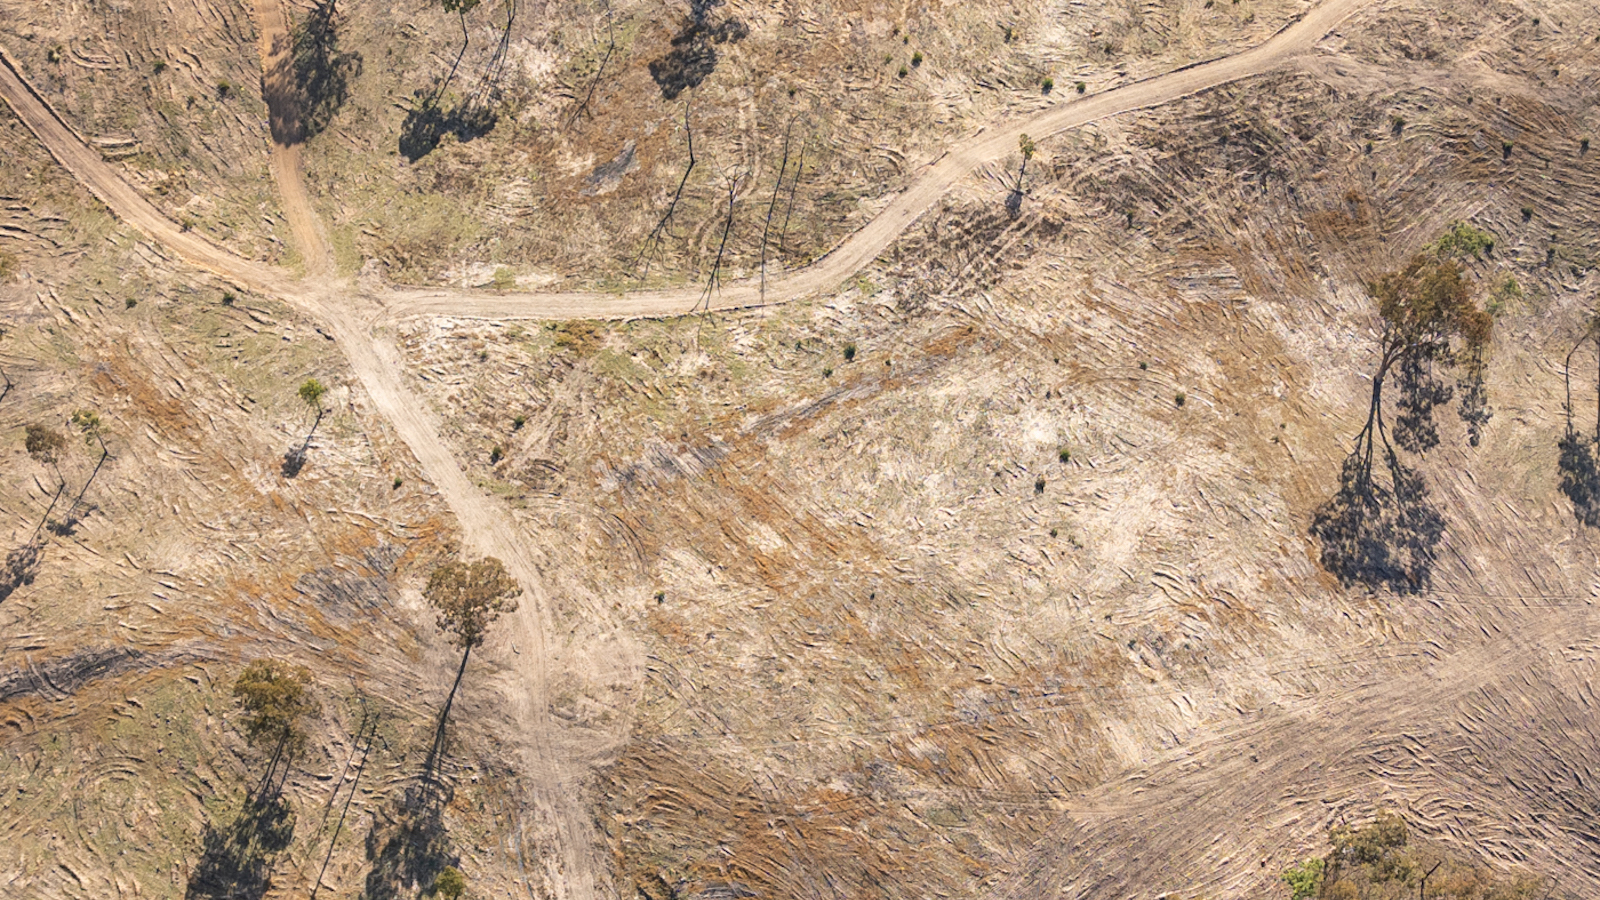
[0,4,1379,897]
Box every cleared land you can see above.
[4,0,1600,898]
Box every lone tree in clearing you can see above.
[53,409,111,536]
[233,659,320,799]
[284,378,329,477]
[1007,133,1037,218]
[422,556,520,775]
[1311,251,1492,592]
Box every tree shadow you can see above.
[1004,188,1024,219]
[45,501,97,538]
[362,781,457,900]
[290,0,362,140]
[1311,448,1445,594]
[398,92,498,162]
[281,447,307,479]
[1558,427,1600,527]
[649,0,748,100]
[0,541,41,603]
[186,795,297,900]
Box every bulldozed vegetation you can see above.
[5,0,1600,898]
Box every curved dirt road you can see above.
[387,0,1374,319]
[0,1,1375,897]
[2,0,1374,324]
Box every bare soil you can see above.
[4,1,1600,899]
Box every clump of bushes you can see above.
[1430,221,1495,259]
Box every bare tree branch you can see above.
[636,102,697,280]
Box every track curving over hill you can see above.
[0,1,1377,897]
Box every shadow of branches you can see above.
[0,541,41,603]
[399,92,498,162]
[186,796,296,900]
[649,0,748,100]
[362,781,457,900]
[290,0,362,140]
[281,446,307,479]
[1558,427,1600,527]
[1312,449,1446,594]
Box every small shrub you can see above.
[911,51,923,67]
[1390,114,1406,134]
[1174,391,1186,407]
[489,445,504,464]
[222,291,236,306]
[550,321,602,356]
[1502,140,1514,159]
[124,297,137,309]
[392,476,403,489]
[1075,81,1086,94]
[216,80,233,100]
[46,46,63,64]
[843,343,857,362]
[654,590,666,603]
[898,65,908,78]
[1582,137,1591,155]
[822,367,833,378]
[1041,76,1054,94]
[1049,527,1059,537]
[152,59,167,74]
[433,867,467,900]
[1521,205,1534,222]
[1365,140,1374,154]
[1034,475,1046,494]
[1486,274,1523,316]
[1003,25,1015,43]
[512,415,527,431]
[1430,221,1495,258]
[1281,857,1325,900]
[1138,360,1148,370]
[1058,448,1070,463]
[477,349,489,362]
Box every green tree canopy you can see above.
[434,866,467,900]
[424,556,521,651]
[233,659,320,755]
[298,378,328,414]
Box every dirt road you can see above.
[386,0,1375,321]
[0,1,1376,896]
[253,0,336,277]
[244,4,609,897]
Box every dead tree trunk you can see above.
[636,103,697,280]
[696,173,741,313]
[309,712,381,900]
[565,0,615,128]
[57,433,109,533]
[759,119,798,303]
[778,138,807,257]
